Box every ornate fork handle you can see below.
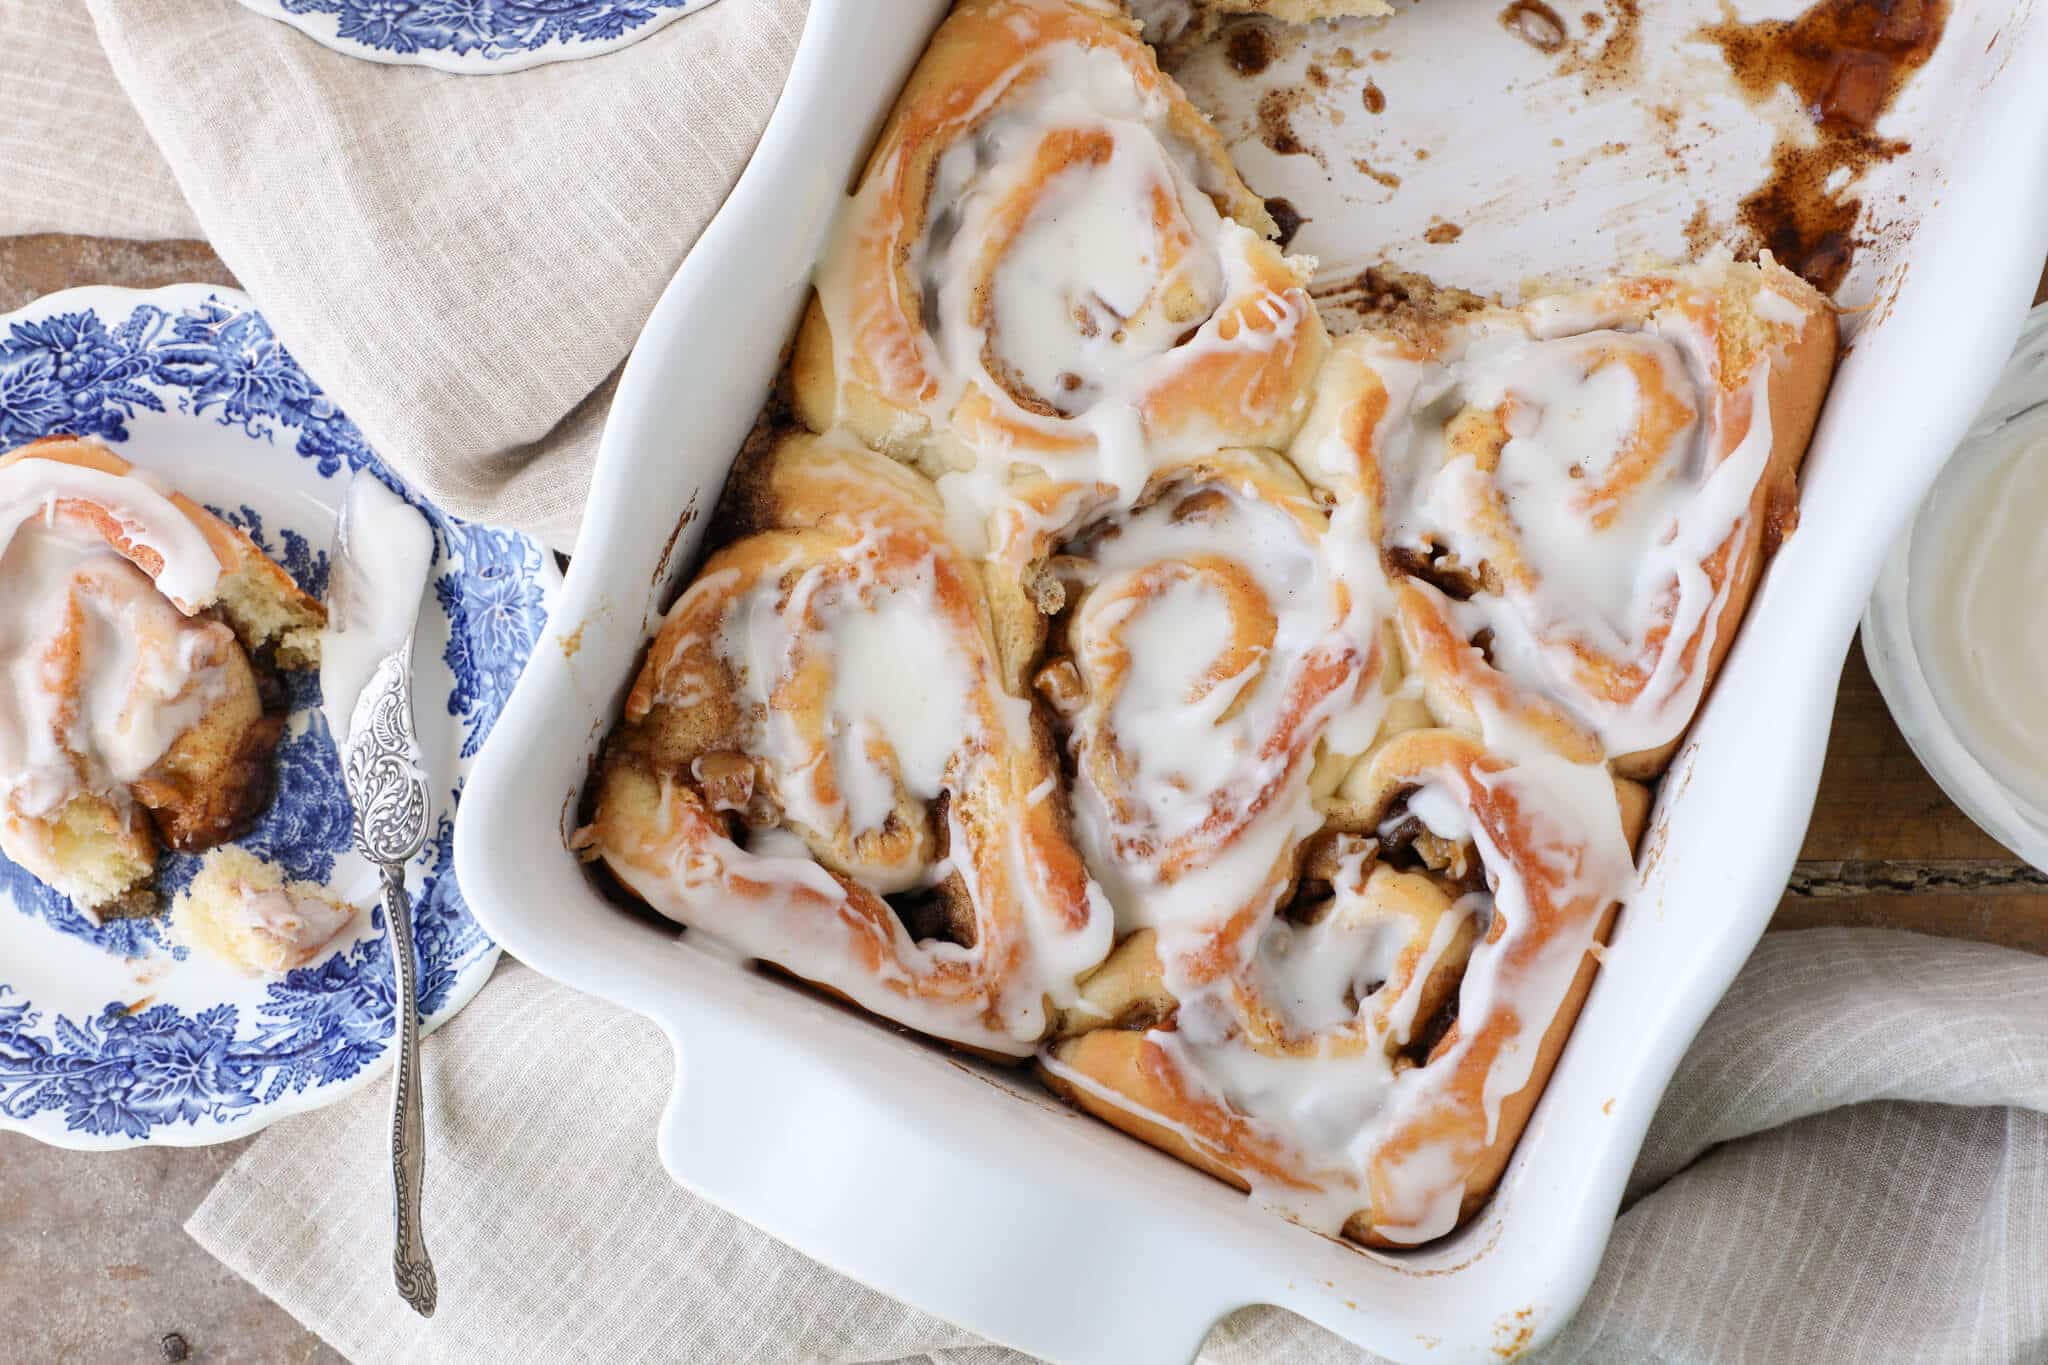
[384,860,437,1317]
[345,651,432,865]
[344,644,437,1317]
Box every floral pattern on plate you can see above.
[0,284,557,1148]
[235,0,711,74]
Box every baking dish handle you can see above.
[649,998,1257,1365]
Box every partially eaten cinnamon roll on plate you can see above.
[582,0,1840,1247]
[0,436,326,922]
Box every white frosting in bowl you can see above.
[1867,301,2048,868]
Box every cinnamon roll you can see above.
[1017,449,1387,980]
[1043,719,1649,1245]
[0,436,325,917]
[1288,256,1837,777]
[790,0,1327,520]
[579,432,1113,1057]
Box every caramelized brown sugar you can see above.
[1700,0,1951,293]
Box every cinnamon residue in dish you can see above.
[1310,266,1493,340]
[1424,220,1465,244]
[1699,0,1950,294]
[1682,202,1718,256]
[1257,87,1325,167]
[1226,23,1277,75]
[1354,158,1402,190]
[1500,0,1568,53]
[1558,0,1641,92]
[1266,197,1308,250]
[1362,78,1387,113]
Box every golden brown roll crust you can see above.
[790,0,1324,485]
[580,430,1111,1058]
[1286,256,1838,780]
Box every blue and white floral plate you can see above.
[234,0,718,74]
[0,284,557,1149]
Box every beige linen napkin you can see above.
[186,929,2048,1364]
[43,0,809,549]
[0,0,196,239]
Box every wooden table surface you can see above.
[1,235,2044,1363]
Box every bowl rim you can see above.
[1863,301,2048,875]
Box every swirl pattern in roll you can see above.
[1044,716,1646,1244]
[0,437,325,917]
[791,0,1327,515]
[1289,257,1837,775]
[582,432,1112,1056]
[1020,450,1386,986]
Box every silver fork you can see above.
[343,637,438,1318]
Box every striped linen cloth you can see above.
[3,0,808,550]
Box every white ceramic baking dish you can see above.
[455,2,2048,1360]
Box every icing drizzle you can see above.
[0,453,237,858]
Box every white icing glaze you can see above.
[1041,295,1764,1236]
[816,27,1316,532]
[0,476,236,830]
[1750,287,1806,328]
[715,538,976,892]
[1343,309,1783,758]
[1052,468,1382,978]
[320,471,435,750]
[0,456,224,609]
[613,512,1113,1056]
[235,886,354,952]
[1125,739,1634,1242]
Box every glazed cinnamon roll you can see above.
[580,432,1112,1056]
[1288,256,1837,776]
[1043,716,1649,1245]
[790,0,1327,516]
[0,436,325,917]
[1015,449,1387,981]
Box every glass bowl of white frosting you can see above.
[1865,300,2048,871]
